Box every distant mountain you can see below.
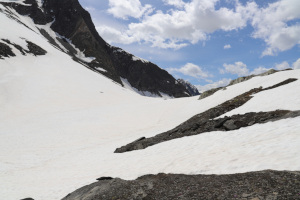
[177,79,200,96]
[0,0,192,98]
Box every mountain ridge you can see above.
[0,0,194,98]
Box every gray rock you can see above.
[228,75,255,86]
[223,120,237,130]
[62,170,300,200]
[199,87,223,100]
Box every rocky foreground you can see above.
[61,170,300,200]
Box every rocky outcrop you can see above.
[199,69,292,100]
[0,39,46,57]
[26,41,47,56]
[115,78,298,153]
[177,79,200,96]
[62,170,300,200]
[228,69,278,87]
[228,75,255,86]
[198,87,223,99]
[0,0,191,97]
[0,41,15,59]
[2,39,27,55]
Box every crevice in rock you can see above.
[62,170,300,200]
[115,78,298,153]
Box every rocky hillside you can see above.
[0,0,192,98]
[62,170,300,200]
[198,68,292,100]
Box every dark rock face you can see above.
[115,78,298,153]
[0,39,46,57]
[96,177,113,181]
[2,39,27,55]
[62,170,300,200]
[26,41,47,56]
[0,41,15,59]
[1,0,52,25]
[108,47,190,97]
[177,79,200,96]
[43,0,189,97]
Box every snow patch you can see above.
[132,55,149,63]
[76,51,96,63]
[121,78,172,99]
[95,67,107,72]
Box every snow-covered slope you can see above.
[0,1,300,200]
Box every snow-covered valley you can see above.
[0,1,300,199]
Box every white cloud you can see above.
[96,25,136,44]
[224,44,231,49]
[104,0,247,49]
[246,0,300,56]
[275,61,290,70]
[293,58,300,69]
[221,62,249,76]
[103,0,300,53]
[221,62,280,76]
[168,63,210,79]
[196,78,231,93]
[250,67,271,75]
[85,7,95,12]
[107,0,153,20]
[163,0,185,8]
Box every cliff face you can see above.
[3,0,192,97]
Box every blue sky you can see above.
[78,0,300,91]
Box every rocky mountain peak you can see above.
[0,0,193,98]
[177,79,200,96]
